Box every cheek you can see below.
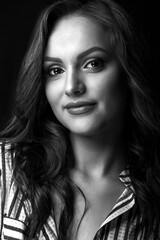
[94,67,120,98]
[104,80,126,115]
[45,82,61,111]
[96,68,126,112]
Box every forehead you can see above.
[45,14,113,58]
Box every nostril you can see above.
[74,89,84,95]
[65,82,86,96]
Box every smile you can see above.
[65,101,97,115]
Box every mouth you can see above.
[64,101,97,115]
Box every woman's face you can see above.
[44,14,126,137]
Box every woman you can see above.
[1,0,160,239]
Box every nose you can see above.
[65,68,86,97]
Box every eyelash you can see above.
[45,58,106,77]
[84,58,106,70]
[46,67,64,77]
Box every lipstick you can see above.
[65,101,97,115]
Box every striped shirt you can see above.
[0,144,158,239]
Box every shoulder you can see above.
[0,141,14,196]
[0,142,30,239]
[0,142,13,188]
[0,142,14,235]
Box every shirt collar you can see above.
[119,166,132,188]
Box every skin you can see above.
[44,14,126,138]
[44,14,127,240]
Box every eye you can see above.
[47,67,65,77]
[84,59,105,69]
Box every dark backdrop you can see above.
[0,0,159,130]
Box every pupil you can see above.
[55,68,61,74]
[92,61,99,67]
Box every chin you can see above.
[66,121,105,136]
[58,114,108,136]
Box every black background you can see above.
[0,0,159,130]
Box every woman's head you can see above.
[44,14,127,137]
[5,0,156,149]
[13,0,140,138]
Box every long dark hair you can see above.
[1,0,160,239]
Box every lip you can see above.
[65,101,96,109]
[64,101,97,115]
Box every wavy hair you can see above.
[1,0,160,239]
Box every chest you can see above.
[68,182,125,240]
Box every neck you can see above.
[70,130,126,180]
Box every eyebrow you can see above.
[44,57,63,63]
[77,46,109,60]
[44,46,109,63]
